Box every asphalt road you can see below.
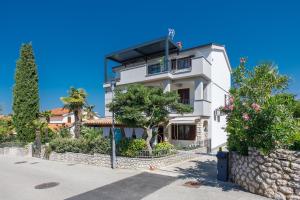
[0,155,269,200]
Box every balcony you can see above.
[106,56,211,86]
[169,98,211,117]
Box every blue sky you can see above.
[0,0,299,115]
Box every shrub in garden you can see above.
[57,128,72,138]
[289,131,300,151]
[153,142,174,155]
[0,117,16,143]
[87,137,111,154]
[40,128,57,144]
[223,59,298,155]
[81,126,102,140]
[117,138,147,157]
[49,137,111,154]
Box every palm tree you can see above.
[31,119,48,157]
[40,110,52,140]
[60,87,87,138]
[84,104,96,120]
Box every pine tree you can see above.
[13,43,40,142]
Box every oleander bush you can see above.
[223,59,299,155]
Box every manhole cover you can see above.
[34,182,59,189]
[14,161,27,164]
[183,181,201,188]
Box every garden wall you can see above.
[0,146,32,157]
[230,148,300,200]
[49,150,201,169]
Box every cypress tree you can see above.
[13,43,40,142]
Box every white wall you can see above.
[210,50,231,149]
[105,88,112,117]
[49,113,75,124]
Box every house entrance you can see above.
[157,126,164,143]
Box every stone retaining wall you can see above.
[49,151,199,169]
[230,148,300,200]
[0,146,32,157]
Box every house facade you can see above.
[48,108,75,134]
[103,37,231,151]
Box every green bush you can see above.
[57,128,72,138]
[0,117,15,143]
[86,137,111,154]
[49,137,111,154]
[289,132,300,151]
[41,128,57,144]
[117,138,147,157]
[153,142,174,155]
[81,127,102,140]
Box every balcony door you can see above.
[178,88,190,105]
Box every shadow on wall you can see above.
[175,156,243,192]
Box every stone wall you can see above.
[0,145,32,157]
[49,151,199,169]
[230,148,300,200]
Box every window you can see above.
[203,120,208,132]
[171,59,176,70]
[67,117,72,123]
[177,57,192,70]
[171,124,196,140]
[178,88,190,104]
[148,63,161,75]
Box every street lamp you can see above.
[110,80,117,169]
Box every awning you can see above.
[105,37,179,63]
[168,117,200,125]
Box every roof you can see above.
[84,118,123,127]
[48,123,73,131]
[0,115,11,120]
[51,108,70,116]
[106,37,179,63]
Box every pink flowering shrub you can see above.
[224,59,298,155]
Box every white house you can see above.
[48,108,75,134]
[103,37,231,151]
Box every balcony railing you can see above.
[178,99,190,105]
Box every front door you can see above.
[157,126,164,143]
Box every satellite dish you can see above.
[168,28,175,40]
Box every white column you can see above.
[163,79,171,93]
[194,79,203,101]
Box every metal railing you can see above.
[135,149,177,158]
[175,139,211,152]
[178,99,190,105]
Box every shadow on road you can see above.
[65,172,176,200]
[175,155,243,192]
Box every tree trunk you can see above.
[33,129,41,157]
[74,110,81,138]
[146,128,153,154]
[45,128,48,142]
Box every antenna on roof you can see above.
[168,28,175,40]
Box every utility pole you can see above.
[111,80,117,169]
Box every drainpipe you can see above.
[165,37,169,71]
[111,80,117,169]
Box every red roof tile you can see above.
[51,108,70,116]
